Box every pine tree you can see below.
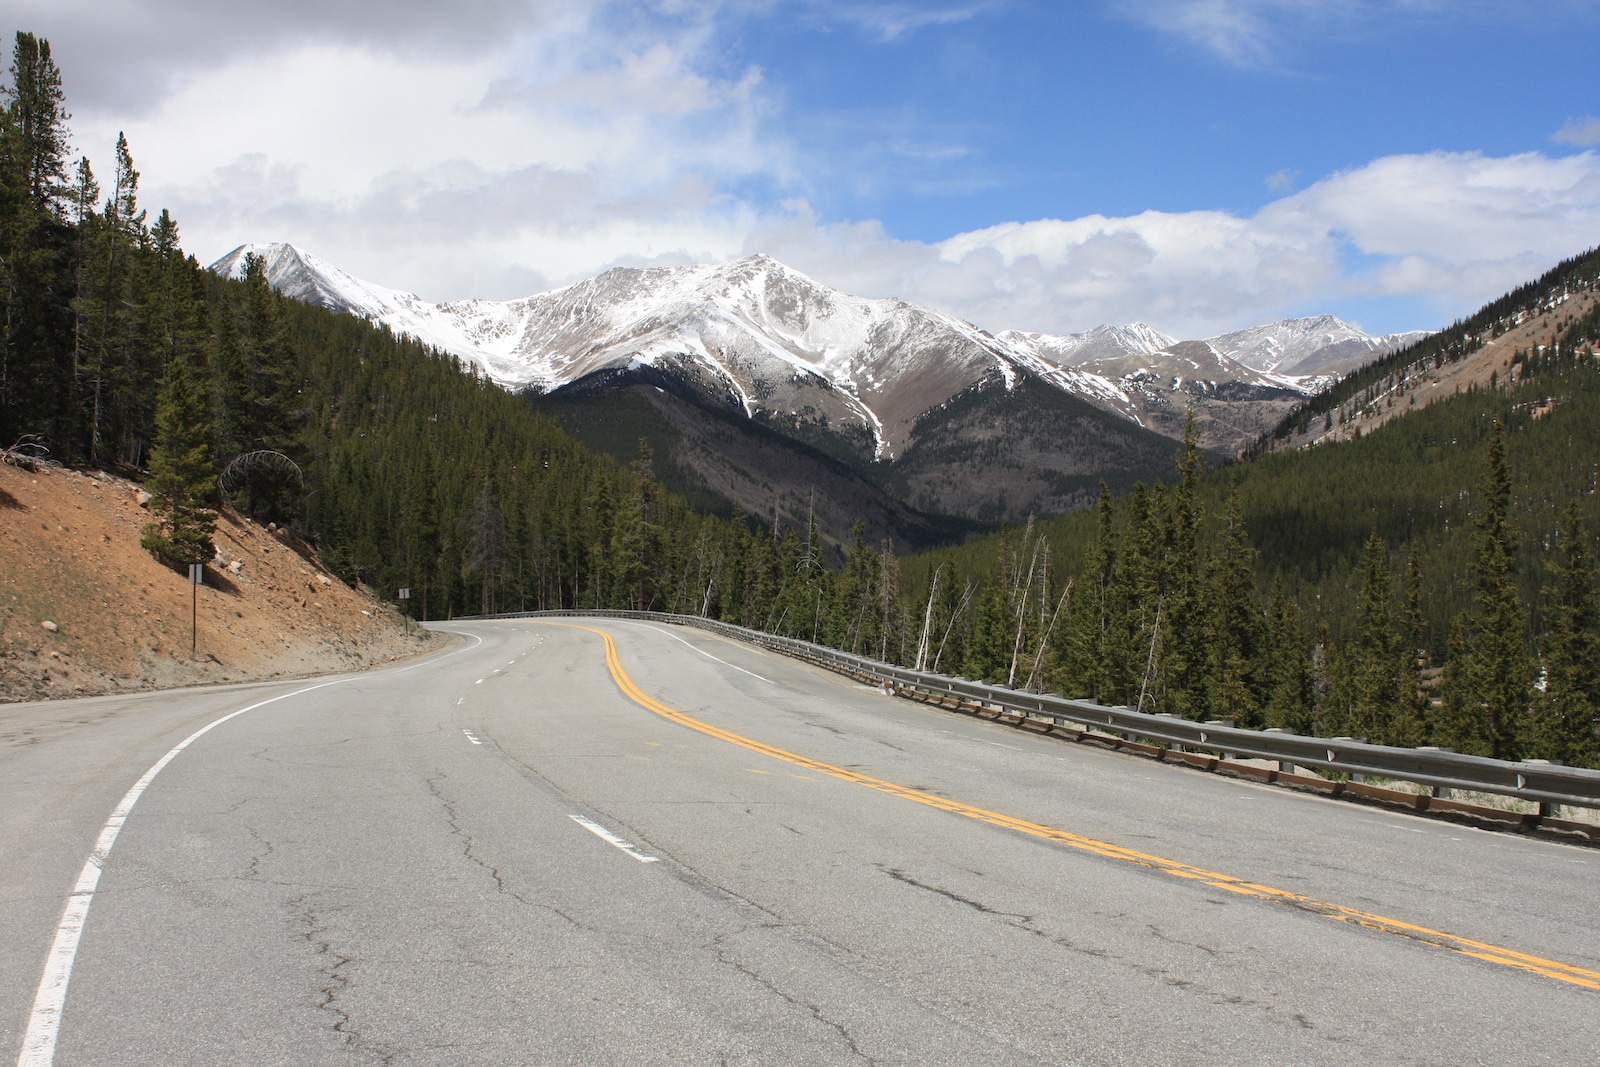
[216,252,301,519]
[83,132,145,467]
[1535,501,1600,766]
[140,215,216,566]
[1205,486,1262,726]
[1158,415,1207,717]
[1263,575,1312,733]
[1076,483,1118,701]
[1440,422,1535,758]
[1350,531,1401,743]
[464,485,510,615]
[1391,553,1430,747]
[0,32,75,454]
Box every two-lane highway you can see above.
[2,619,1595,1065]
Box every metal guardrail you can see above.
[458,608,1600,813]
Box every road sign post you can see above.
[188,563,204,654]
[399,587,411,635]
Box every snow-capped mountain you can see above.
[997,322,1177,365]
[210,243,1422,462]
[217,244,1050,460]
[1206,315,1428,376]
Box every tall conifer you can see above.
[1351,531,1401,742]
[1441,422,1534,758]
[1392,553,1430,746]
[140,213,216,565]
[0,32,74,453]
[1205,487,1263,725]
[1535,502,1600,765]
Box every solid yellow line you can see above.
[552,622,1600,992]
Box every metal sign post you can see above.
[398,588,411,635]
[188,563,204,654]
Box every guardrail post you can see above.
[1525,760,1557,821]
[1418,747,1451,798]
[1332,737,1365,782]
[1205,720,1235,760]
[1263,727,1293,775]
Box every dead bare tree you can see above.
[1023,577,1073,693]
[914,562,946,672]
[1007,526,1045,688]
[1135,598,1165,714]
[931,579,974,675]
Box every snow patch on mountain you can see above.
[210,242,1426,458]
[1206,314,1430,375]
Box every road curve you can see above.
[1,618,1595,1066]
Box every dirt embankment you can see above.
[0,461,432,702]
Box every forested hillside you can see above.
[1259,245,1600,449]
[895,294,1600,767]
[0,32,818,624]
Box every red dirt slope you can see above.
[1,461,429,702]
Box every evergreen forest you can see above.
[1,31,1595,768]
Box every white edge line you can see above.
[462,729,483,745]
[19,629,487,1067]
[20,677,342,1066]
[568,815,660,863]
[637,624,775,684]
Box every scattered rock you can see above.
[3,461,418,703]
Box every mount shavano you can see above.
[212,244,1426,535]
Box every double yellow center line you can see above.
[561,622,1600,991]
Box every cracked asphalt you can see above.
[2,619,1597,1065]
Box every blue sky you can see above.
[741,3,1587,227]
[18,0,1600,338]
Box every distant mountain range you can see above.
[211,243,1427,539]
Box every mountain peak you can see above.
[208,241,1428,462]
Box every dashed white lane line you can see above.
[462,729,483,746]
[475,679,484,685]
[639,624,775,684]
[568,815,660,863]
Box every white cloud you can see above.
[37,2,1600,339]
[0,0,590,112]
[1117,0,1486,66]
[751,150,1600,337]
[811,2,998,41]
[1553,116,1600,148]
[69,12,778,299]
[1117,0,1352,65]
[1264,167,1297,193]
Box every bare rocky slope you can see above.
[1267,283,1600,451]
[0,460,431,703]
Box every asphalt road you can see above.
[1,618,1596,1066]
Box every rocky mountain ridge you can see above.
[211,244,1425,460]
